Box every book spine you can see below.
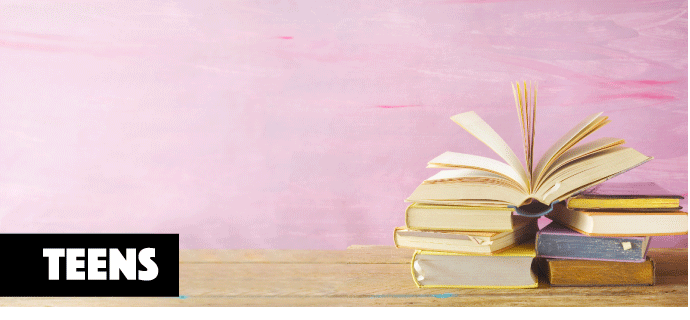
[393,228,401,248]
[410,251,421,288]
[510,200,559,218]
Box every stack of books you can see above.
[396,82,657,289]
[537,182,688,286]
[394,205,539,288]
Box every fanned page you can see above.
[512,82,536,184]
[450,112,530,191]
[405,168,531,206]
[532,112,608,188]
[535,147,653,204]
[537,137,625,186]
[427,152,528,192]
[424,168,522,190]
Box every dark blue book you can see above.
[535,222,650,262]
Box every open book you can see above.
[406,82,652,216]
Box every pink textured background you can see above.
[0,0,686,249]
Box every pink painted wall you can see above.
[0,0,686,249]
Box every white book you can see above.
[547,203,688,236]
[411,242,538,288]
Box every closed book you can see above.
[411,241,538,288]
[568,182,683,211]
[547,202,688,236]
[540,257,655,286]
[395,216,537,254]
[405,203,515,232]
[536,222,650,262]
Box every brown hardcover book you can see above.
[539,257,655,286]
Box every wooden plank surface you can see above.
[0,246,686,307]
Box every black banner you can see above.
[0,234,179,297]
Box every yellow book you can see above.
[411,241,538,288]
[405,203,515,232]
[569,198,679,209]
[567,182,683,211]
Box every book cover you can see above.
[535,222,650,262]
[539,257,655,286]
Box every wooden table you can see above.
[0,246,686,306]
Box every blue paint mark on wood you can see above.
[370,293,457,299]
